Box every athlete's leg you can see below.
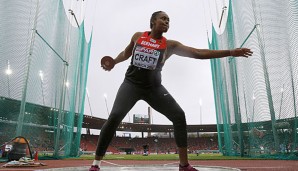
[95,82,140,159]
[143,85,189,165]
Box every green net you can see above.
[0,0,92,158]
[209,0,298,159]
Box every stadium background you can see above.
[1,0,298,161]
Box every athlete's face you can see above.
[153,12,170,33]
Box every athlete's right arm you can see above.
[114,32,142,64]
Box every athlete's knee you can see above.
[172,110,186,126]
[108,113,123,125]
[102,113,123,132]
[173,114,188,147]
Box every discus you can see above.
[101,56,115,70]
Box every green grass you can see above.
[76,153,256,160]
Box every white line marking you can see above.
[102,160,123,166]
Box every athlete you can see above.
[89,11,253,171]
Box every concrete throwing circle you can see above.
[40,165,240,171]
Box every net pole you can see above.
[239,24,259,48]
[16,0,39,136]
[53,63,69,157]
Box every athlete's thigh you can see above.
[144,85,183,118]
[110,81,140,115]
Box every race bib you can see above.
[132,46,160,70]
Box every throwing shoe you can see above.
[89,165,100,171]
[179,163,198,171]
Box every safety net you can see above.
[209,0,298,159]
[0,0,92,158]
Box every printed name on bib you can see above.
[133,46,160,70]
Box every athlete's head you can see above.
[150,11,169,32]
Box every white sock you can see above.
[92,160,101,166]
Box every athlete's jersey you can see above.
[125,31,167,87]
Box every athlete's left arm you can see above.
[167,40,253,59]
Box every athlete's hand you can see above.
[230,48,253,58]
[101,56,115,71]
